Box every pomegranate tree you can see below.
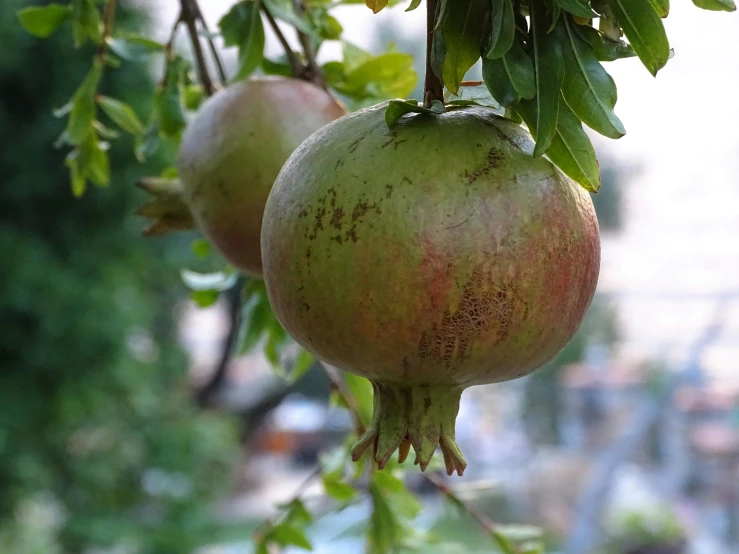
[172,76,346,276]
[261,103,600,475]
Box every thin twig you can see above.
[424,0,444,107]
[292,0,325,87]
[262,5,305,79]
[196,277,245,407]
[422,471,500,533]
[96,0,118,61]
[179,0,216,96]
[187,0,227,84]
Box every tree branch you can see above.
[187,0,227,84]
[262,5,305,79]
[96,0,118,62]
[179,0,216,96]
[196,277,244,407]
[424,0,444,107]
[292,0,325,88]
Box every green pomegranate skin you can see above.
[177,76,346,276]
[261,103,600,473]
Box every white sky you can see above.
[148,1,739,385]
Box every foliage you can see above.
[0,1,240,552]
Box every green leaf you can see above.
[66,61,103,145]
[553,0,597,17]
[157,57,187,141]
[190,289,220,308]
[237,287,272,354]
[368,483,400,554]
[342,373,374,426]
[482,40,536,107]
[648,0,670,16]
[288,349,314,383]
[264,319,290,370]
[135,119,161,162]
[385,99,444,127]
[492,531,517,554]
[575,24,636,61]
[503,39,536,100]
[262,56,293,77]
[263,0,320,37]
[486,0,515,59]
[556,16,625,138]
[341,53,417,100]
[107,35,164,61]
[693,0,736,11]
[97,96,145,135]
[366,0,389,13]
[84,135,110,187]
[271,524,313,550]
[191,238,211,258]
[322,471,355,501]
[281,499,313,526]
[406,0,423,11]
[608,0,670,75]
[431,0,489,94]
[219,0,265,81]
[71,0,102,47]
[17,4,72,38]
[530,0,565,157]
[342,41,373,73]
[445,82,503,110]
[549,1,562,32]
[516,96,600,191]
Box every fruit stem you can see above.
[351,382,467,476]
[424,0,445,108]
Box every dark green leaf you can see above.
[431,0,489,94]
[556,16,625,138]
[271,524,313,550]
[107,35,164,61]
[66,61,103,145]
[406,0,423,11]
[504,39,536,100]
[157,58,187,141]
[608,0,670,75]
[97,96,145,135]
[516,96,600,191]
[575,24,636,61]
[237,291,271,355]
[135,119,161,162]
[486,0,515,59]
[17,4,72,38]
[648,0,670,16]
[482,40,535,107]
[71,0,102,47]
[530,0,565,156]
[219,0,265,81]
[385,99,444,127]
[282,499,313,526]
[549,0,562,32]
[554,0,597,17]
[692,0,736,11]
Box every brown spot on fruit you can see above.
[330,206,344,230]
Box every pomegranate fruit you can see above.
[173,76,346,276]
[261,103,600,475]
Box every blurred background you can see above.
[2,0,739,553]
